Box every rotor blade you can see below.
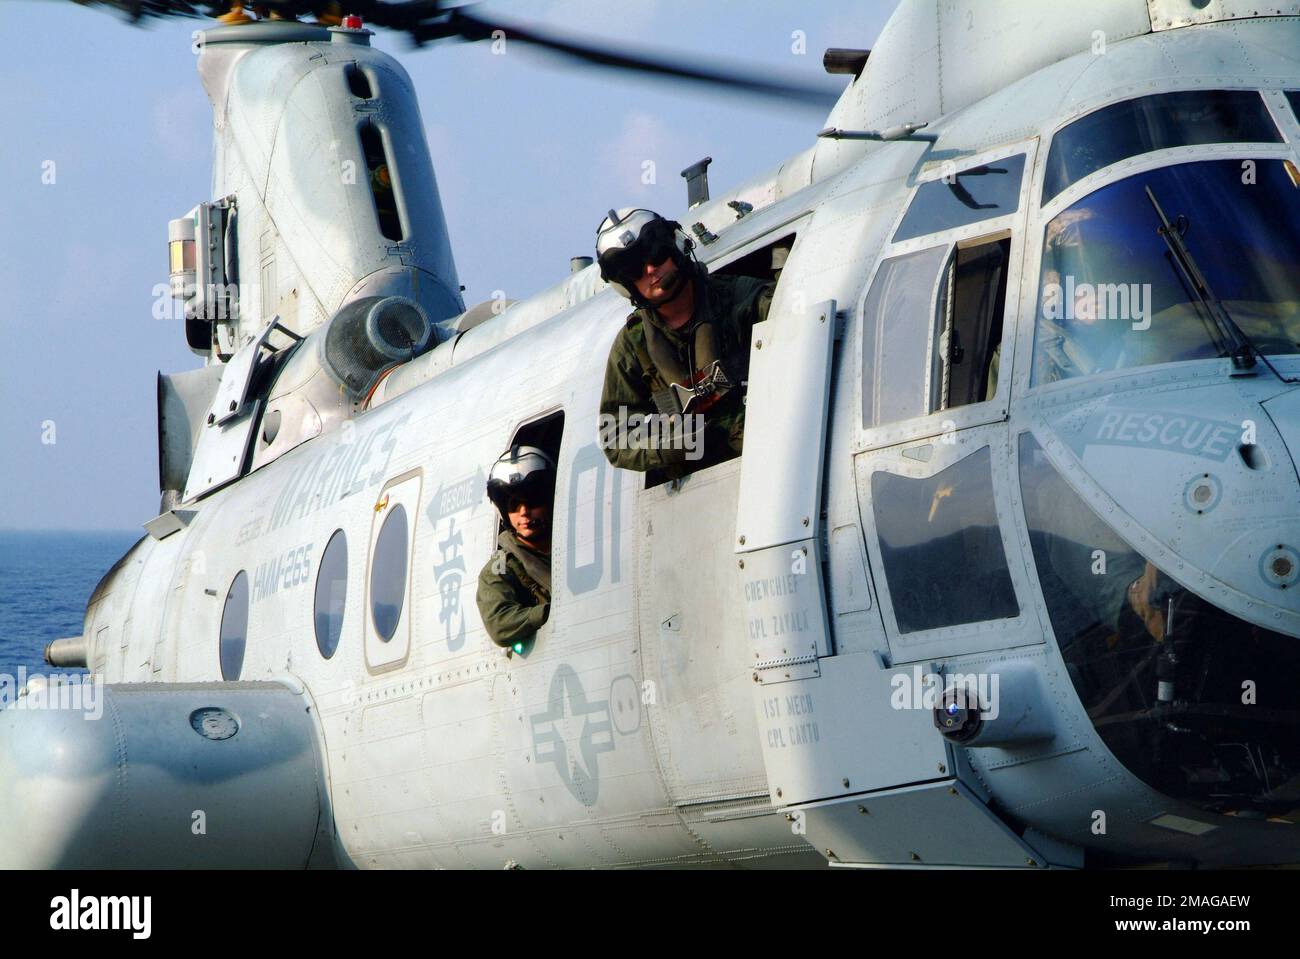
[63,0,844,109]
[435,8,842,109]
[67,0,220,19]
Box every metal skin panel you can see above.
[828,524,873,617]
[1263,386,1300,482]
[248,390,324,474]
[491,651,663,867]
[753,653,949,808]
[83,538,147,675]
[740,539,830,685]
[116,533,189,682]
[1148,0,1300,30]
[155,508,223,683]
[637,460,772,803]
[676,796,825,868]
[735,299,836,552]
[158,364,223,494]
[345,694,432,863]
[796,779,1045,868]
[182,399,261,503]
[814,0,1153,183]
[209,320,278,427]
[935,1,1154,124]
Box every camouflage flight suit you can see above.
[599,269,775,476]
[476,529,552,647]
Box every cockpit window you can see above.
[871,446,1019,634]
[1019,433,1300,820]
[1031,158,1300,386]
[894,155,1026,242]
[1043,90,1282,205]
[861,246,948,427]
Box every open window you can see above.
[710,231,795,285]
[932,235,1011,411]
[641,232,794,491]
[501,411,564,538]
[487,411,564,653]
[860,145,1032,448]
[861,233,1011,432]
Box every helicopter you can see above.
[2,0,1300,869]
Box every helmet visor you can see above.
[599,218,679,287]
[487,474,555,510]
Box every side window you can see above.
[893,155,1025,242]
[314,528,348,660]
[861,236,1014,431]
[503,411,565,540]
[371,504,408,641]
[861,149,1029,438]
[364,471,421,673]
[861,246,949,428]
[932,236,1011,411]
[219,570,250,680]
[870,446,1019,633]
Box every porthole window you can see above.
[370,503,408,642]
[314,529,348,659]
[219,571,249,680]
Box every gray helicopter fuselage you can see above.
[6,0,1300,869]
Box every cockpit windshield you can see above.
[1020,434,1300,820]
[1031,158,1300,386]
[1042,90,1281,204]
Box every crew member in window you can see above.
[594,208,775,480]
[476,446,554,648]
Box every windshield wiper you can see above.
[1145,185,1291,382]
[1146,186,1252,371]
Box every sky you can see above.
[0,0,901,531]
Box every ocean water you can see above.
[0,530,140,679]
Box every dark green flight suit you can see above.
[476,529,552,647]
[599,270,775,476]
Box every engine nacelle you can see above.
[0,679,339,868]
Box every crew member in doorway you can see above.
[595,208,774,480]
[476,446,554,648]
